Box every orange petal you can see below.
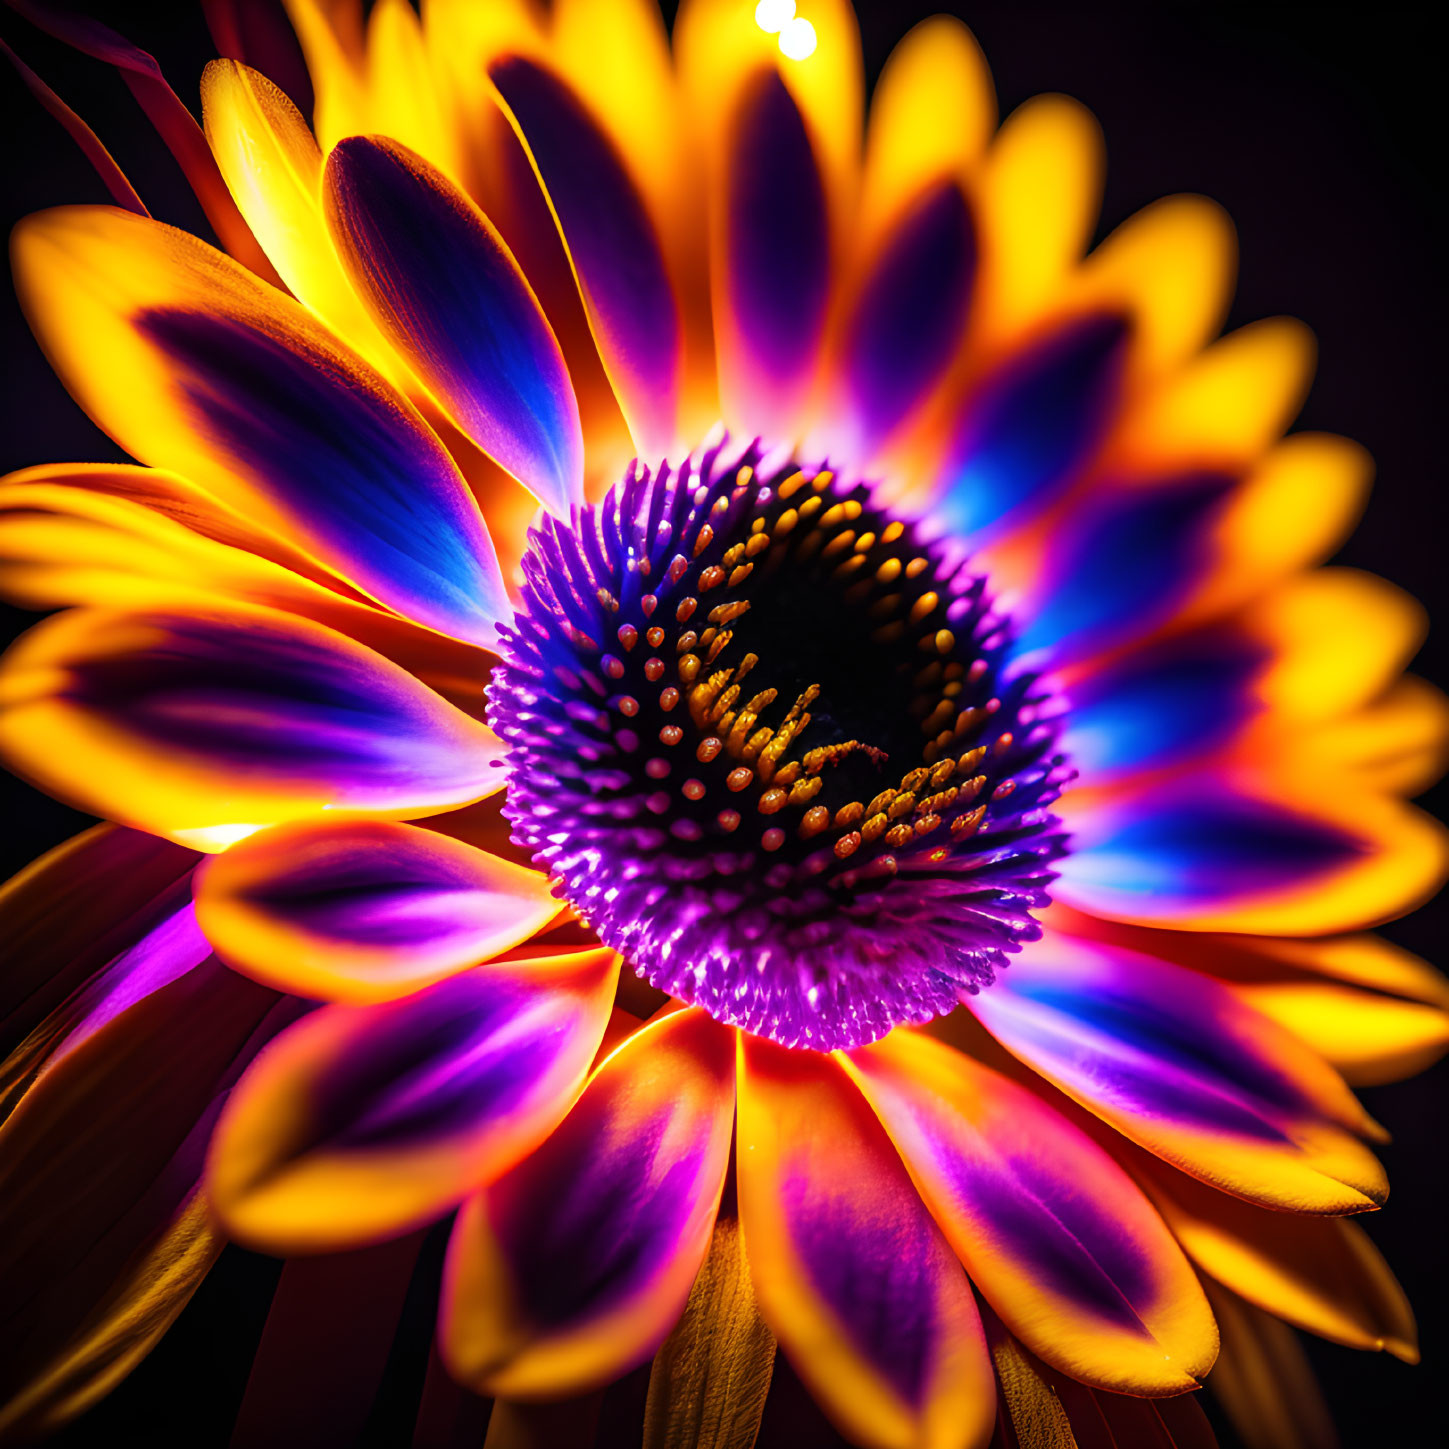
[194,817,563,1002]
[737,1035,995,1449]
[846,1029,1217,1395]
[11,205,507,644]
[0,598,502,850]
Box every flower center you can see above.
[490,437,1072,1049]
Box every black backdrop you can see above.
[1,4,1444,1446]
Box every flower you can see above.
[0,2,1445,1446]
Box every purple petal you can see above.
[440,1008,736,1396]
[207,949,619,1251]
[718,68,830,440]
[324,136,583,518]
[934,314,1128,540]
[840,180,975,455]
[488,54,680,458]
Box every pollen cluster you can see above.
[489,436,1073,1049]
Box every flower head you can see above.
[0,3,1445,1447]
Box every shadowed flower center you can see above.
[490,437,1073,1048]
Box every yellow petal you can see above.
[972,93,1103,348]
[1113,316,1316,472]
[200,59,397,377]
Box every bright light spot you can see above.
[174,822,266,852]
[754,0,795,33]
[778,15,817,60]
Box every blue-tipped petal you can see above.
[11,206,507,647]
[324,136,583,519]
[936,313,1128,540]
[1013,472,1235,663]
[1063,626,1270,778]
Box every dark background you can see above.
[1,3,1445,1446]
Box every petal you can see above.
[711,68,830,442]
[487,54,681,459]
[1247,568,1426,725]
[11,205,506,644]
[2,895,209,1122]
[859,17,994,235]
[1129,1149,1415,1359]
[199,59,395,374]
[830,180,976,461]
[361,0,458,177]
[194,817,563,1002]
[207,948,619,1252]
[0,599,503,851]
[1073,195,1236,383]
[967,931,1387,1213]
[0,959,288,1437]
[1011,471,1237,664]
[1178,431,1371,625]
[737,1036,995,1449]
[440,1007,735,1396]
[1295,674,1449,797]
[545,0,689,245]
[844,1030,1216,1395]
[1062,565,1430,780]
[1203,1281,1337,1449]
[1101,926,1449,1087]
[0,1193,218,1441]
[1057,776,1448,935]
[933,313,1129,541]
[0,466,493,710]
[642,1211,776,1449]
[1061,624,1271,779]
[674,0,863,237]
[972,94,1103,346]
[0,823,195,1053]
[323,136,584,517]
[1112,318,1315,475]
[280,0,369,150]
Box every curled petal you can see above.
[967,931,1388,1213]
[0,959,288,1438]
[2,895,207,1124]
[11,205,506,644]
[194,818,563,1002]
[845,1029,1216,1395]
[324,135,583,516]
[0,600,503,850]
[207,949,619,1252]
[737,1036,995,1449]
[441,1008,736,1396]
[1204,1280,1338,1449]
